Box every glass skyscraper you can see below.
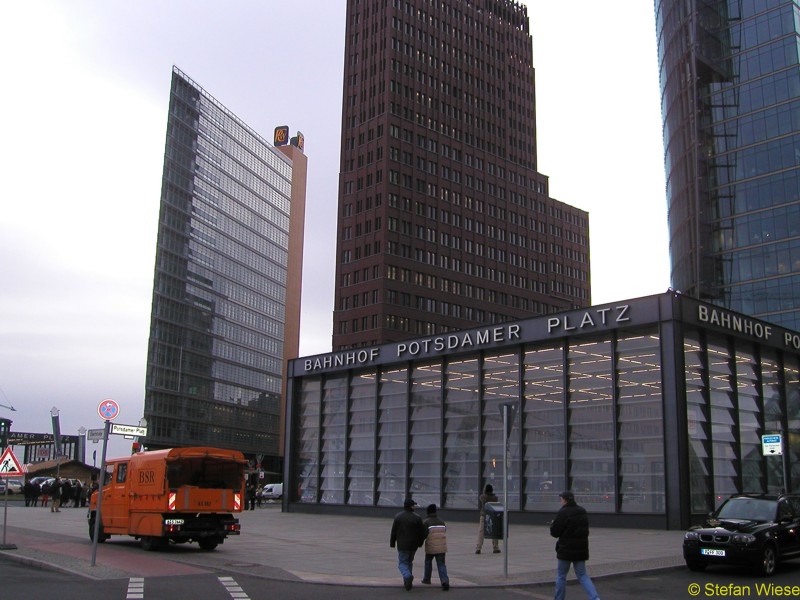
[143,67,307,470]
[655,0,800,330]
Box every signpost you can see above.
[91,399,120,567]
[498,402,517,578]
[0,446,23,550]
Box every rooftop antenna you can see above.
[0,385,16,411]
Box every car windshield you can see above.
[716,497,775,522]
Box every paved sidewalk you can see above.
[0,502,686,586]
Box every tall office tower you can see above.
[143,67,307,470]
[332,0,591,349]
[655,0,800,330]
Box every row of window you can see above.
[294,331,664,512]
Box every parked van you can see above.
[259,482,283,500]
[88,447,246,551]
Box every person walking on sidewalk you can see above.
[390,497,427,591]
[421,504,450,591]
[50,477,63,512]
[475,484,500,554]
[549,490,600,600]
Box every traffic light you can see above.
[0,418,11,450]
[131,442,140,454]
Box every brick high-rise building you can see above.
[332,0,591,349]
[655,0,800,330]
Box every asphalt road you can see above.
[5,555,800,600]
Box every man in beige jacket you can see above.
[421,504,450,591]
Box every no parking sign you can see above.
[98,399,120,421]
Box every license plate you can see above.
[701,548,725,557]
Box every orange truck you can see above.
[88,446,246,551]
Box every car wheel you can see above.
[686,560,707,572]
[758,544,777,576]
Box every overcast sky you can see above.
[0,1,667,458]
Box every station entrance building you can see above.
[285,291,800,529]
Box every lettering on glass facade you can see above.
[547,305,631,333]
[304,348,381,372]
[697,305,774,342]
[396,324,520,357]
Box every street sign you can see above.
[0,448,24,476]
[87,428,105,442]
[110,423,148,437]
[98,399,120,421]
[762,434,783,456]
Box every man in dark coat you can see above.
[475,483,500,554]
[390,497,427,591]
[549,491,600,600]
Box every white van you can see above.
[259,483,283,500]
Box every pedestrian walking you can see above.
[390,497,427,591]
[475,484,500,554]
[23,479,35,507]
[246,481,256,510]
[61,478,72,509]
[549,490,600,600]
[72,480,83,507]
[50,477,62,512]
[421,503,449,591]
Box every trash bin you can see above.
[484,502,504,540]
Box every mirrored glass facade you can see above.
[144,68,302,470]
[287,291,800,529]
[655,0,800,330]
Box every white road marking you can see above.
[219,575,251,599]
[126,577,144,599]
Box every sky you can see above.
[0,1,668,459]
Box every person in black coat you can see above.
[549,491,600,600]
[390,497,427,591]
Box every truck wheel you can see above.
[198,537,220,551]
[88,515,108,543]
[140,536,165,551]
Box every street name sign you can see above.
[110,423,147,437]
[87,428,105,442]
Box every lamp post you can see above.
[78,426,87,464]
[50,407,62,477]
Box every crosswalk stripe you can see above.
[126,577,144,599]
[219,576,251,599]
